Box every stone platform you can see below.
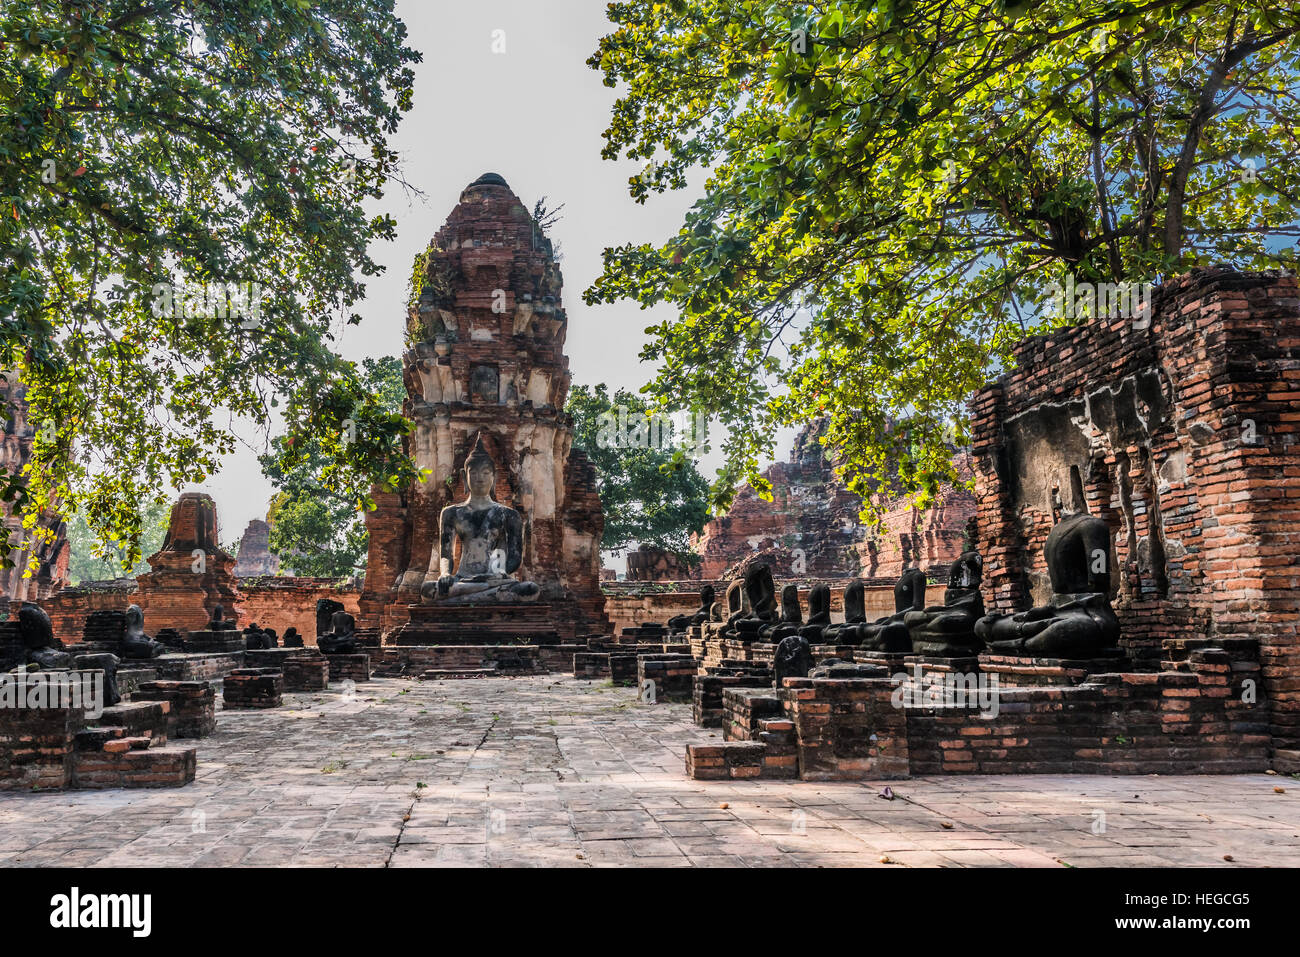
[372,645,545,679]
[0,675,1294,867]
[386,602,562,646]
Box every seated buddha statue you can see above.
[773,632,814,686]
[121,604,165,659]
[976,513,1120,658]
[667,585,715,634]
[759,584,803,642]
[282,627,305,648]
[732,565,778,642]
[18,602,70,670]
[821,580,867,645]
[905,552,985,656]
[704,579,747,639]
[422,433,540,604]
[209,604,236,631]
[857,568,927,652]
[318,610,360,655]
[241,623,271,651]
[797,584,832,641]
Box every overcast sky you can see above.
[193,0,793,556]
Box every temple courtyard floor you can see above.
[0,674,1296,868]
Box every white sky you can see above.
[191,0,794,555]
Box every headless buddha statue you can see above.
[705,579,747,639]
[732,565,778,642]
[667,585,715,634]
[821,580,867,644]
[423,433,540,604]
[904,552,985,656]
[759,584,803,642]
[318,610,360,655]
[976,513,1120,658]
[773,632,814,686]
[122,604,165,659]
[18,602,70,670]
[798,584,832,641]
[857,568,927,652]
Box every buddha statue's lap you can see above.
[669,585,715,633]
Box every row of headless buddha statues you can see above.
[670,512,1121,661]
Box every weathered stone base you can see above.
[686,640,1272,780]
[636,655,699,703]
[324,653,371,684]
[222,668,284,709]
[2,697,196,791]
[152,652,246,683]
[282,656,330,691]
[370,645,543,679]
[183,630,247,653]
[386,602,561,646]
[131,681,216,738]
[692,674,771,728]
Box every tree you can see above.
[260,355,406,577]
[566,383,710,561]
[0,1,424,577]
[65,495,170,583]
[586,2,1300,517]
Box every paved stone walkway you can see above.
[1,675,1296,867]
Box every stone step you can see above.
[72,744,197,789]
[418,668,496,680]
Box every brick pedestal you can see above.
[131,681,216,738]
[325,654,370,683]
[222,668,284,709]
[282,656,330,691]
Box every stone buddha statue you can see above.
[976,513,1120,658]
[209,604,236,632]
[18,602,70,670]
[705,579,747,639]
[122,604,165,659]
[822,580,867,644]
[905,552,985,656]
[773,632,814,686]
[423,433,540,604]
[797,584,832,641]
[760,584,804,642]
[732,565,778,642]
[241,622,271,651]
[667,585,715,634]
[857,568,927,652]
[318,610,360,655]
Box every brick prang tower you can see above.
[359,173,608,638]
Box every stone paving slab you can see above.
[0,675,1296,867]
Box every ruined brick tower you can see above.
[359,173,608,638]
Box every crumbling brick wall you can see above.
[971,268,1300,756]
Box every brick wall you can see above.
[971,268,1300,759]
